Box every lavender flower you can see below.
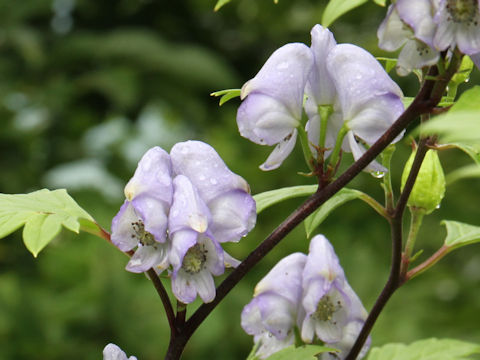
[377,1,439,75]
[103,343,137,360]
[241,253,307,359]
[237,43,314,170]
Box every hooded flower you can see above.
[103,343,137,360]
[241,253,307,359]
[237,43,314,170]
[378,1,439,76]
[112,141,256,303]
[111,147,172,273]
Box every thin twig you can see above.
[146,269,176,336]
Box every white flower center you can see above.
[131,220,156,246]
[182,244,208,274]
[312,295,342,323]
[446,0,478,25]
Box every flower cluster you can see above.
[378,0,480,75]
[241,235,370,360]
[111,141,256,303]
[103,344,137,360]
[237,24,404,171]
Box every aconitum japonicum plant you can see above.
[2,3,480,360]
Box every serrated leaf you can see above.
[0,189,96,257]
[305,188,364,238]
[442,220,480,250]
[322,0,368,27]
[366,338,480,360]
[214,0,232,11]
[253,185,318,214]
[265,345,333,360]
[446,163,480,184]
[210,88,241,106]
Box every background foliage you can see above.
[1,1,480,359]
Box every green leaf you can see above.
[442,220,480,250]
[446,163,480,184]
[305,188,364,238]
[322,0,368,27]
[372,0,387,6]
[214,0,233,11]
[367,338,480,360]
[421,110,480,143]
[376,57,397,73]
[253,185,318,214]
[264,345,334,360]
[0,189,96,257]
[210,88,241,106]
[447,142,480,165]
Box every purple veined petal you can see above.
[326,44,403,122]
[111,200,140,252]
[191,268,216,303]
[433,12,456,51]
[396,39,439,76]
[455,19,480,55]
[237,93,300,146]
[169,175,211,234]
[170,140,250,203]
[347,93,404,145]
[254,331,295,360]
[377,4,410,51]
[471,52,480,70]
[224,251,241,268]
[201,236,225,276]
[254,252,307,305]
[345,131,387,173]
[171,269,198,304]
[208,189,256,243]
[240,42,314,119]
[255,292,297,340]
[124,146,173,205]
[126,243,169,273]
[307,25,337,106]
[103,343,138,360]
[259,129,298,171]
[242,297,265,335]
[131,194,168,243]
[169,229,198,271]
[396,0,437,47]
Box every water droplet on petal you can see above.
[210,178,218,185]
[370,170,385,179]
[276,61,289,70]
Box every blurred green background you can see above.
[1,0,480,359]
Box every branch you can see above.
[147,269,176,336]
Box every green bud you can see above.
[401,149,446,214]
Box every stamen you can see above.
[182,243,208,274]
[446,0,478,25]
[312,295,342,322]
[131,220,156,246]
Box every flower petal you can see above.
[111,200,140,252]
[377,4,410,51]
[396,39,439,76]
[208,189,257,243]
[191,269,216,303]
[259,129,298,171]
[126,243,168,273]
[396,0,437,47]
[345,131,387,173]
[170,140,250,203]
[131,195,169,243]
[172,270,197,304]
[103,343,137,360]
[169,229,198,271]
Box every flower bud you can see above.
[401,149,446,214]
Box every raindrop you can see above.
[370,170,385,179]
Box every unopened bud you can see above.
[401,149,446,214]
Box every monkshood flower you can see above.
[237,43,314,170]
[377,1,439,76]
[301,235,369,359]
[112,141,256,303]
[325,44,405,172]
[241,253,307,359]
[103,343,137,360]
[320,321,371,360]
[111,147,172,273]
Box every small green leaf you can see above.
[253,185,318,214]
[442,220,480,250]
[421,110,480,143]
[264,345,334,360]
[210,88,241,106]
[447,163,480,184]
[0,189,96,257]
[372,0,387,6]
[376,57,397,73]
[366,338,480,360]
[321,0,368,27]
[446,142,480,165]
[305,188,364,238]
[214,0,232,11]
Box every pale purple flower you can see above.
[103,343,137,360]
[378,1,439,76]
[241,253,307,359]
[320,321,371,360]
[111,147,172,273]
[300,235,369,357]
[326,44,405,171]
[237,43,314,170]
